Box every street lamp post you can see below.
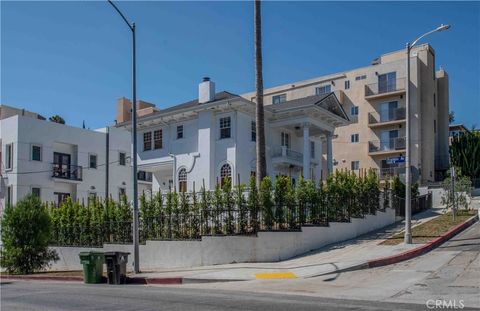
[404,24,450,244]
[108,0,140,273]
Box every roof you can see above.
[449,124,470,132]
[116,91,240,126]
[266,93,349,121]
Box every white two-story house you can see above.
[115,78,349,193]
[0,108,151,210]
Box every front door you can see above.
[53,152,71,178]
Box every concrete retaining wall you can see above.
[49,208,396,271]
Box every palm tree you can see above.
[49,115,65,124]
[254,0,267,185]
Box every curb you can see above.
[1,275,83,282]
[368,214,479,268]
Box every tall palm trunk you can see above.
[254,0,267,186]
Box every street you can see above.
[1,222,478,311]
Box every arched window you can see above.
[220,163,232,188]
[178,168,187,192]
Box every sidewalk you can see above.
[134,205,453,283]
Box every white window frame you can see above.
[176,125,184,140]
[272,94,287,105]
[154,129,163,149]
[350,106,359,116]
[219,116,231,139]
[281,132,290,149]
[351,134,359,143]
[31,144,42,162]
[251,121,256,142]
[31,186,41,198]
[5,143,13,170]
[351,161,360,171]
[119,152,126,166]
[143,131,152,151]
[316,85,332,96]
[89,153,98,169]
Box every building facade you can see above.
[0,111,151,210]
[115,78,349,193]
[243,44,450,183]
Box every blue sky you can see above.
[1,1,479,129]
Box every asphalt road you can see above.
[2,222,478,311]
[1,280,436,311]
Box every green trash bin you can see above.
[79,251,104,284]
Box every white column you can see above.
[303,124,310,179]
[327,133,333,175]
[316,138,323,181]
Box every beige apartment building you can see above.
[243,44,450,184]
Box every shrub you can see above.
[260,176,274,230]
[1,195,59,274]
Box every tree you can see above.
[450,131,480,180]
[1,195,58,274]
[254,0,267,185]
[449,111,455,124]
[49,115,65,124]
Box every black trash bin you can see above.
[104,252,130,285]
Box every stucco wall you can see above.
[49,208,396,271]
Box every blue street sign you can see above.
[386,156,405,164]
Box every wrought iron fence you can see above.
[393,192,432,217]
[50,190,391,247]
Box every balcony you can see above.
[379,165,405,180]
[368,107,406,128]
[52,163,83,182]
[271,146,303,166]
[368,137,406,156]
[365,78,406,100]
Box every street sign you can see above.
[399,166,420,184]
[386,156,405,164]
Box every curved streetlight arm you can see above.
[410,24,450,49]
[108,0,134,31]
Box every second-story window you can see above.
[281,132,290,149]
[219,117,231,139]
[351,106,359,116]
[177,125,184,139]
[345,80,350,90]
[316,85,332,96]
[89,154,97,169]
[251,121,256,142]
[272,94,286,105]
[154,129,163,149]
[31,145,42,161]
[119,152,126,166]
[143,132,152,151]
[351,134,359,143]
[5,143,13,170]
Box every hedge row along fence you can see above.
[49,170,398,247]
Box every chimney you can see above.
[198,77,215,104]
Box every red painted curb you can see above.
[368,215,478,268]
[145,277,183,285]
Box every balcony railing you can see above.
[271,146,303,163]
[365,78,406,97]
[369,137,406,153]
[379,166,405,179]
[52,163,83,181]
[368,107,406,125]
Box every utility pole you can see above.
[108,0,140,273]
